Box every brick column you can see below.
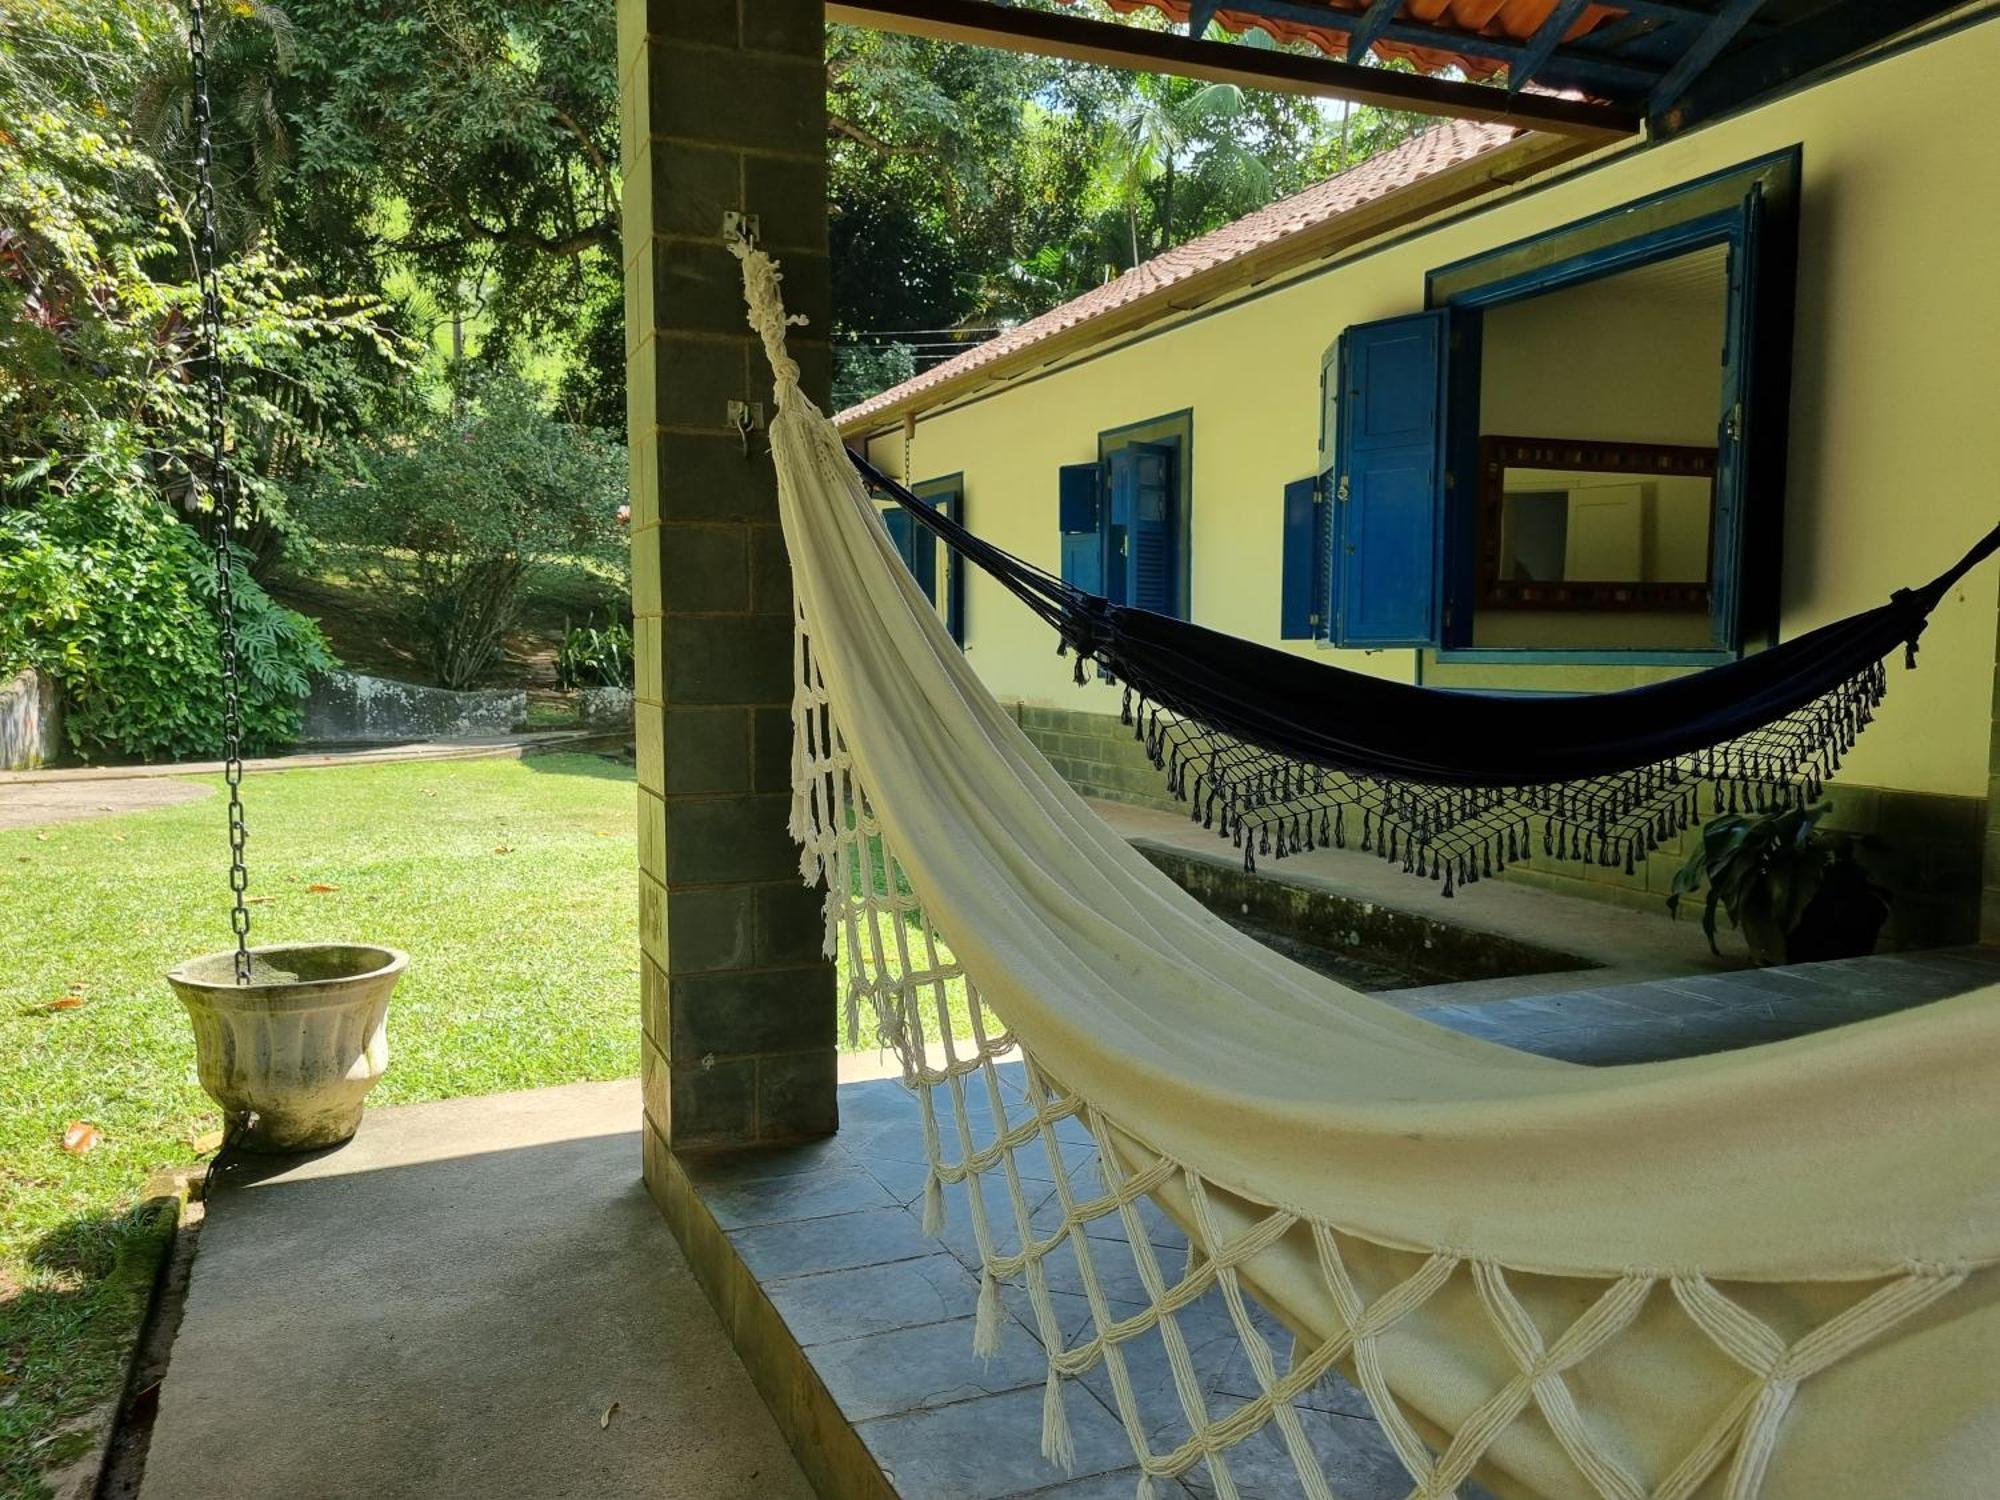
[620,0,835,1164]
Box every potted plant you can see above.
[1667,802,1889,966]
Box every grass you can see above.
[0,750,968,1497]
[0,753,639,1498]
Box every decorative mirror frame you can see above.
[1477,435,1718,612]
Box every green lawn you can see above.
[0,750,969,1497]
[0,753,640,1497]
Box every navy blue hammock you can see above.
[848,447,2000,895]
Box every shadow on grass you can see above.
[1,1198,178,1498]
[517,749,635,782]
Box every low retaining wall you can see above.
[1,669,62,770]
[1012,700,1984,953]
[303,671,525,744]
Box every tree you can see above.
[296,370,626,688]
[270,0,621,369]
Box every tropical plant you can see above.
[555,614,632,690]
[1667,801,1889,965]
[296,370,626,690]
[1,454,337,760]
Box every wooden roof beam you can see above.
[827,0,1641,140]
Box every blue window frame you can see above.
[1058,411,1193,619]
[1308,149,1798,662]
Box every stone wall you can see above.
[302,671,525,744]
[0,669,62,770]
[1016,703,1986,953]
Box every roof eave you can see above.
[837,128,1609,440]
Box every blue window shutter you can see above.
[1333,309,1447,648]
[1058,462,1105,595]
[1107,442,1177,614]
[880,507,936,603]
[936,489,966,646]
[1279,476,1323,639]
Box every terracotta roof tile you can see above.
[1078,0,1623,82]
[835,117,1519,430]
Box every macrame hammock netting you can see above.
[734,245,2000,1500]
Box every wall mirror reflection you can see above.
[1478,436,1717,612]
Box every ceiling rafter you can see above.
[829,0,1641,137]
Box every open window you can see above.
[1058,411,1193,618]
[1309,149,1798,660]
[878,473,966,646]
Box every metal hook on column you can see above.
[726,400,764,458]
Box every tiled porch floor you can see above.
[685,946,1999,1499]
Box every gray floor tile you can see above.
[702,1161,894,1230]
[729,1206,935,1281]
[768,1253,979,1345]
[1002,1470,1197,1498]
[812,1315,1049,1421]
[859,1383,1137,1500]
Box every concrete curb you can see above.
[35,1168,199,1500]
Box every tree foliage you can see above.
[1,0,393,759]
[296,370,626,689]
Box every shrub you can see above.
[555,615,632,690]
[2,454,337,761]
[298,372,627,689]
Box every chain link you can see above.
[189,0,254,984]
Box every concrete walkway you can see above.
[0,777,213,830]
[140,1082,810,1500]
[0,730,619,788]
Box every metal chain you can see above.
[189,0,254,984]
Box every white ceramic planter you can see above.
[168,942,408,1153]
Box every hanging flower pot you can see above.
[168,943,408,1153]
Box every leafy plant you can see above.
[296,370,626,690]
[1,464,336,761]
[555,615,631,690]
[1667,801,1887,964]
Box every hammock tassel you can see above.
[1041,1368,1076,1470]
[973,1269,1004,1358]
[921,1169,946,1236]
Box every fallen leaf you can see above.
[422,789,437,798]
[599,1401,619,1429]
[44,996,86,1012]
[110,833,126,844]
[306,883,339,894]
[190,1129,225,1154]
[61,1121,102,1155]
[34,833,49,842]
[594,831,612,838]
[493,845,514,855]
[245,895,273,905]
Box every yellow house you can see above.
[841,13,2000,946]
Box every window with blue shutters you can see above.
[1316,149,1795,663]
[882,474,967,647]
[1057,414,1193,618]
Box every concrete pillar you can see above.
[620,0,836,1161]
[1985,595,2000,944]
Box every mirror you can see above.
[1478,436,1716,611]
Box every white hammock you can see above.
[735,247,2000,1499]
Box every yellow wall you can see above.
[865,19,2000,798]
